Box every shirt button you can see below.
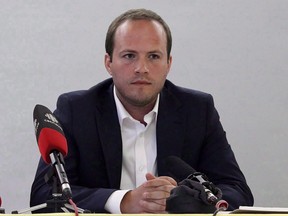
[139,165,145,172]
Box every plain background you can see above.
[0,0,287,213]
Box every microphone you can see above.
[0,196,5,213]
[165,156,228,210]
[33,104,72,199]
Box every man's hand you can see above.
[120,173,177,213]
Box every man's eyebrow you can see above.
[119,49,164,55]
[119,49,137,53]
[149,50,163,53]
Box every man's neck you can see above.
[113,87,159,125]
[121,101,155,125]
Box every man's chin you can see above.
[129,95,158,107]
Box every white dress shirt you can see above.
[104,87,158,213]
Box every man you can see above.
[30,8,253,213]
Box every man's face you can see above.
[105,19,172,109]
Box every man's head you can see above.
[105,8,172,62]
[104,9,172,116]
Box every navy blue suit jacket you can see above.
[30,78,253,212]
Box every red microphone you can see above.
[33,104,71,199]
[0,196,5,213]
[33,104,67,164]
[37,127,67,164]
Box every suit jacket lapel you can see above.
[94,82,122,189]
[156,84,185,176]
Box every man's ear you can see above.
[166,55,173,75]
[104,53,112,75]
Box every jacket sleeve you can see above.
[197,94,254,210]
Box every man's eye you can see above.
[123,54,135,59]
[149,54,160,59]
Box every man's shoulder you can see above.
[58,78,113,102]
[164,80,212,102]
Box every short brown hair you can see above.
[105,8,172,61]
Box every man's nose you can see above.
[134,58,149,73]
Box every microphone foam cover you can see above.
[38,128,68,164]
[165,156,196,181]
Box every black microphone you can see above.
[165,156,228,210]
[33,104,72,199]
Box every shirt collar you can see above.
[113,86,159,127]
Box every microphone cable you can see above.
[68,199,78,216]
[212,203,228,216]
[213,207,225,216]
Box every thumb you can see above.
[146,172,156,181]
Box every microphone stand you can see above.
[12,165,89,214]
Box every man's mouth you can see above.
[131,79,151,85]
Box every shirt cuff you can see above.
[104,189,130,213]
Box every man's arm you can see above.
[198,93,254,209]
[30,163,177,213]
